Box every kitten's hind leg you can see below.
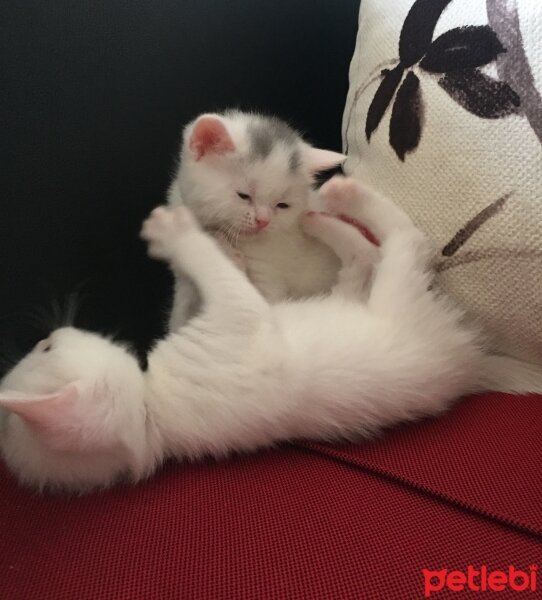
[320,175,414,241]
[320,176,437,314]
[368,227,435,316]
[301,211,379,300]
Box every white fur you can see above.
[2,183,538,493]
[167,110,344,327]
[0,329,149,491]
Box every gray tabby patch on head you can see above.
[246,115,300,168]
[288,148,301,172]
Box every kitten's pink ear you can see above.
[304,147,346,173]
[189,116,236,160]
[0,383,80,449]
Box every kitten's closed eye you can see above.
[276,203,290,209]
[34,339,52,353]
[237,192,251,201]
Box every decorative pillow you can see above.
[343,0,542,366]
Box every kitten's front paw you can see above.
[140,205,198,261]
[319,176,364,214]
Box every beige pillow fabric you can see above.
[343,0,542,365]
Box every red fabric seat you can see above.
[1,392,541,599]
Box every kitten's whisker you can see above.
[217,223,232,244]
[234,225,242,248]
[19,291,83,336]
[222,223,239,248]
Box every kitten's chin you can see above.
[239,227,264,237]
[239,227,269,237]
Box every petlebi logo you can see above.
[422,565,538,597]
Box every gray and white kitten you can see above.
[166,110,348,329]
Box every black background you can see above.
[1,0,360,370]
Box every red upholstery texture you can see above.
[1,392,541,599]
[302,392,542,536]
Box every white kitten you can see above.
[1,180,540,492]
[167,110,348,329]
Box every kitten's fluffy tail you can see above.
[479,355,542,394]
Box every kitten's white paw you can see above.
[319,175,364,215]
[140,205,198,260]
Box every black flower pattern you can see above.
[365,0,521,160]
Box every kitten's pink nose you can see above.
[255,217,270,230]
